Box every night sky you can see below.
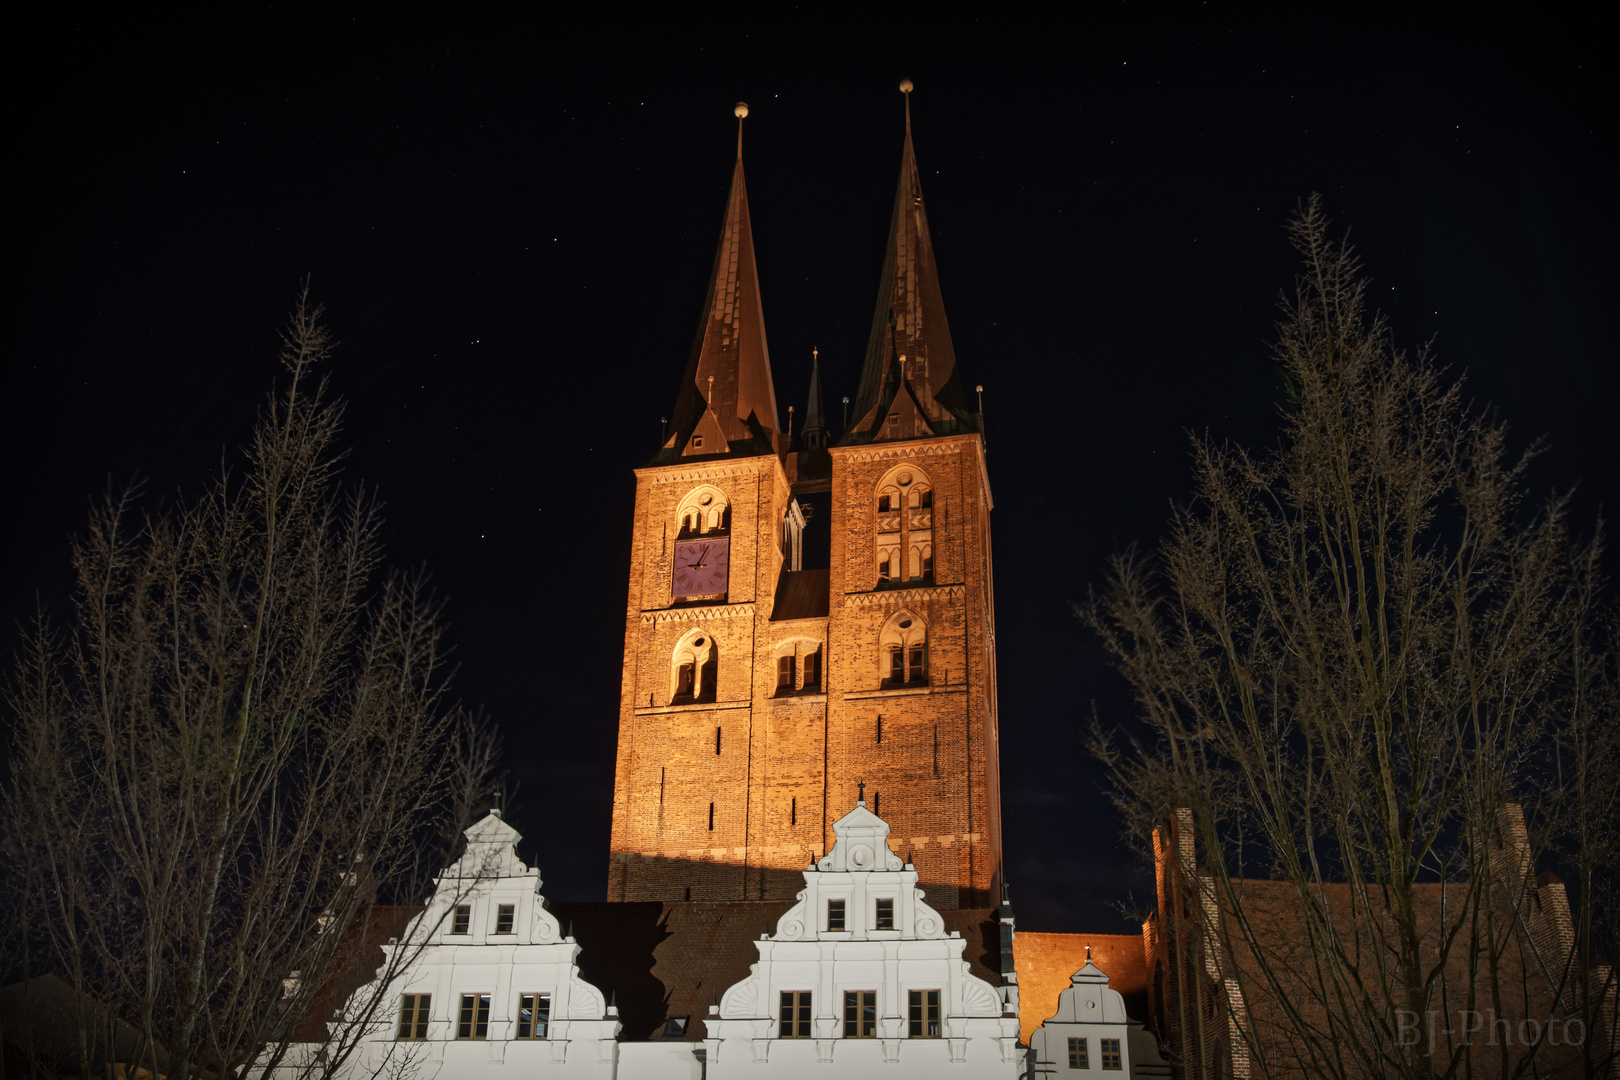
[8,11,1614,932]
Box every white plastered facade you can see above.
[702,799,1020,1078]
[330,811,621,1079]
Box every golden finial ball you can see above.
[899,78,914,94]
[734,102,749,118]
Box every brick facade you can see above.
[606,435,1003,909]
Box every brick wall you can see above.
[608,435,1002,907]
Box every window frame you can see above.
[1069,1034,1089,1068]
[778,991,813,1038]
[1100,1036,1123,1069]
[826,897,846,932]
[907,989,941,1038]
[397,993,431,1041]
[874,897,895,931]
[494,903,514,934]
[450,904,471,935]
[843,990,878,1038]
[515,992,551,1039]
[456,993,491,1040]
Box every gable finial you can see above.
[899,78,913,134]
[734,101,749,160]
[1086,943,1093,962]
[857,780,866,805]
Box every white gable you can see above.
[321,810,621,1078]
[705,799,1019,1077]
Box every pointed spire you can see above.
[656,102,781,462]
[843,80,975,445]
[801,347,830,450]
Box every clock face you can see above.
[673,538,730,597]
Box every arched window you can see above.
[670,628,718,704]
[676,485,731,539]
[772,638,824,697]
[878,610,927,689]
[874,465,932,587]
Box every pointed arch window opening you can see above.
[880,611,929,689]
[671,631,718,705]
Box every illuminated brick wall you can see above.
[607,434,1002,908]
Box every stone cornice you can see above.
[634,458,776,484]
[828,437,973,464]
[842,584,965,608]
[640,602,756,624]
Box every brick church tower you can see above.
[608,89,1002,909]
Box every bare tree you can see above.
[1086,200,1616,1079]
[2,286,502,1079]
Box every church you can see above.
[291,84,1171,1079]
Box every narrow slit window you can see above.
[516,993,550,1039]
[495,904,514,934]
[875,897,894,930]
[873,791,881,816]
[908,990,940,1037]
[779,991,812,1038]
[451,905,471,935]
[827,898,846,931]
[843,991,877,1038]
[876,715,883,744]
[708,802,715,830]
[397,994,431,1040]
[715,726,722,755]
[457,993,490,1039]
[791,796,797,825]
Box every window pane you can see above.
[1101,1037,1122,1069]
[843,991,857,1037]
[534,993,550,1038]
[1069,1035,1088,1068]
[399,994,429,1040]
[452,905,470,934]
[496,904,514,934]
[779,992,811,1038]
[803,651,820,687]
[518,994,533,1039]
[875,898,894,930]
[458,994,474,1039]
[927,990,939,1037]
[908,645,924,681]
[474,994,490,1038]
[778,655,794,688]
[827,898,845,931]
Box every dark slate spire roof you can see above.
[654,104,781,463]
[801,348,830,451]
[841,81,976,446]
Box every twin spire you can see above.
[657,83,973,464]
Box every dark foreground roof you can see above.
[550,902,1004,1041]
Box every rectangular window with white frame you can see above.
[397,994,430,1040]
[1100,1037,1122,1069]
[779,991,812,1038]
[516,993,550,1039]
[457,993,490,1039]
[908,989,940,1037]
